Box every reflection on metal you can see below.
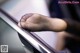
[0,8,57,53]
[0,0,8,5]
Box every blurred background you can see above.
[0,0,57,53]
[0,0,80,53]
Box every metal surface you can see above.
[0,8,56,53]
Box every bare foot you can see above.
[18,13,52,31]
[18,13,67,32]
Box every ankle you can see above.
[48,18,67,32]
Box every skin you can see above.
[18,13,67,32]
[18,13,68,51]
[18,13,80,51]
